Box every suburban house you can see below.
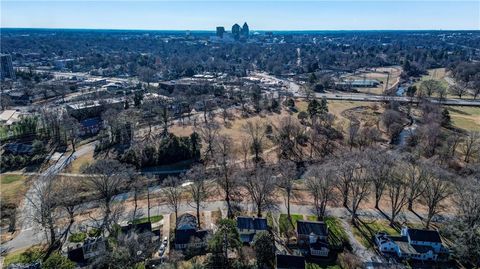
[67,237,106,263]
[296,220,329,257]
[174,213,209,251]
[236,216,268,244]
[276,254,305,269]
[79,118,102,136]
[375,227,449,261]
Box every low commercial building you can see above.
[335,79,381,88]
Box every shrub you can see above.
[68,232,87,243]
[42,252,75,269]
[88,228,101,237]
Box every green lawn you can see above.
[3,246,44,268]
[1,174,28,205]
[132,215,163,225]
[279,214,304,235]
[351,220,399,248]
[447,106,480,131]
[324,217,349,248]
[1,174,24,184]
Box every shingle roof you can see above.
[407,228,442,243]
[176,213,197,230]
[276,254,305,269]
[175,229,209,244]
[296,220,328,237]
[237,216,268,230]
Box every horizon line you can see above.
[2,27,479,32]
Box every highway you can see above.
[310,92,480,106]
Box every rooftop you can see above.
[297,220,328,237]
[406,228,442,243]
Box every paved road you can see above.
[255,71,480,107]
[2,142,97,252]
[308,92,480,106]
[3,191,441,257]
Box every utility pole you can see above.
[147,177,151,223]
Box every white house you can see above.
[375,227,449,262]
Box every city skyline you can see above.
[1,1,479,31]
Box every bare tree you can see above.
[348,158,371,224]
[454,176,480,228]
[273,116,307,164]
[419,79,443,97]
[461,131,480,163]
[214,134,239,219]
[366,148,395,209]
[276,160,298,225]
[243,120,266,164]
[199,122,220,164]
[161,176,183,224]
[28,179,60,259]
[386,170,409,226]
[84,159,134,233]
[402,154,427,211]
[185,165,210,228]
[305,163,337,221]
[28,175,83,260]
[422,167,452,228]
[240,137,250,169]
[347,119,360,150]
[450,83,468,99]
[53,176,83,244]
[242,166,277,217]
[61,113,81,152]
[130,175,144,223]
[335,154,357,208]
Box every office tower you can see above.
[232,23,241,40]
[216,26,225,38]
[0,54,15,80]
[241,22,249,38]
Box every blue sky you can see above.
[1,1,479,30]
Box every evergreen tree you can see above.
[253,231,275,269]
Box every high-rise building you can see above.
[231,23,241,40]
[241,22,249,39]
[0,54,15,80]
[216,26,225,38]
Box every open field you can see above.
[447,106,480,131]
[65,150,95,173]
[0,174,28,204]
[340,66,402,95]
[415,68,477,100]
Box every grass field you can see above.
[324,216,350,248]
[132,215,163,224]
[351,219,399,248]
[66,150,95,173]
[295,99,379,128]
[279,213,304,235]
[1,174,28,204]
[3,246,44,268]
[447,106,480,131]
